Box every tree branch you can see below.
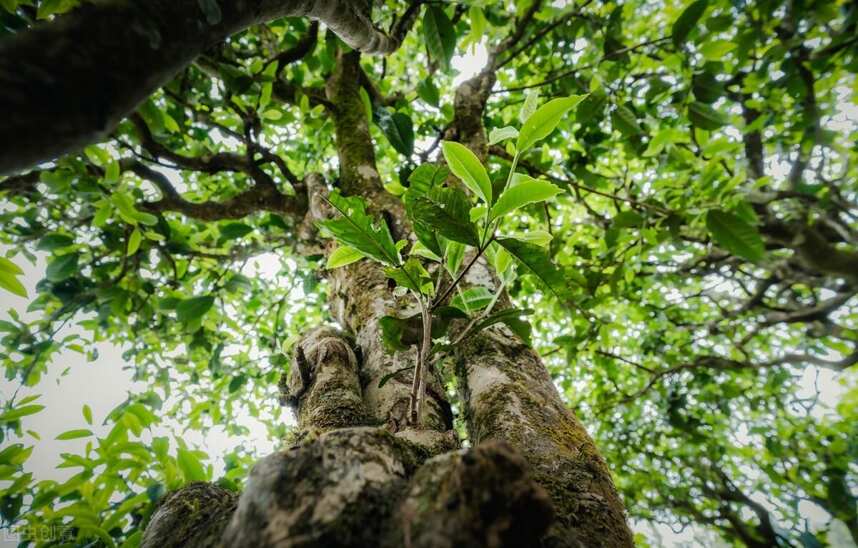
[129,160,308,222]
[0,0,403,174]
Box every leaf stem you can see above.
[451,275,507,346]
[482,150,519,245]
[408,294,433,426]
[431,235,494,311]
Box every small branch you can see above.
[489,145,672,216]
[127,159,308,221]
[494,37,671,94]
[431,237,494,311]
[493,0,545,59]
[408,296,433,426]
[389,1,424,47]
[496,9,582,68]
[266,21,319,77]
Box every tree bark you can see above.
[134,35,634,548]
[456,329,633,547]
[0,0,398,175]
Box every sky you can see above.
[2,39,857,548]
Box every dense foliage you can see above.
[0,0,856,546]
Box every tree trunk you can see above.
[140,47,634,547]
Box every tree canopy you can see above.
[0,0,856,546]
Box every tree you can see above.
[0,1,855,547]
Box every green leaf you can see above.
[37,0,77,19]
[55,429,93,441]
[451,286,493,312]
[386,258,433,295]
[46,253,79,282]
[111,192,158,226]
[228,374,246,393]
[326,246,366,269]
[432,305,468,337]
[176,296,215,323]
[177,448,207,482]
[473,308,534,344]
[220,222,253,240]
[417,78,440,107]
[0,405,45,422]
[409,188,481,247]
[82,405,92,425]
[489,126,519,145]
[93,203,112,227]
[0,444,28,466]
[423,5,456,70]
[497,237,569,300]
[705,210,764,262]
[490,175,563,220]
[135,211,159,226]
[408,164,450,196]
[405,193,443,257]
[104,159,120,184]
[515,230,552,247]
[0,271,26,298]
[519,90,539,124]
[699,39,736,61]
[462,6,486,53]
[612,210,644,228]
[37,233,74,251]
[318,191,401,266]
[375,108,414,156]
[358,87,372,122]
[516,95,587,153]
[688,101,728,130]
[410,240,442,262]
[378,365,415,388]
[441,141,492,204]
[445,240,466,276]
[692,71,723,103]
[0,257,22,275]
[672,0,708,48]
[127,228,142,256]
[380,315,413,351]
[611,105,644,137]
[0,0,18,14]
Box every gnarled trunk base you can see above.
[143,432,553,548]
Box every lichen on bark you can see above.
[141,482,237,548]
[392,440,553,548]
[221,427,426,548]
[456,326,634,547]
[280,327,369,435]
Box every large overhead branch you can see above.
[0,0,408,175]
[128,160,308,222]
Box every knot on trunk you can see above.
[221,427,425,548]
[141,481,237,548]
[279,326,368,433]
[393,440,554,548]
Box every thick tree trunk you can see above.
[137,43,634,548]
[456,329,632,547]
[0,0,398,174]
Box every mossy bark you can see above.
[456,328,634,547]
[320,51,453,435]
[141,482,237,548]
[280,327,369,435]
